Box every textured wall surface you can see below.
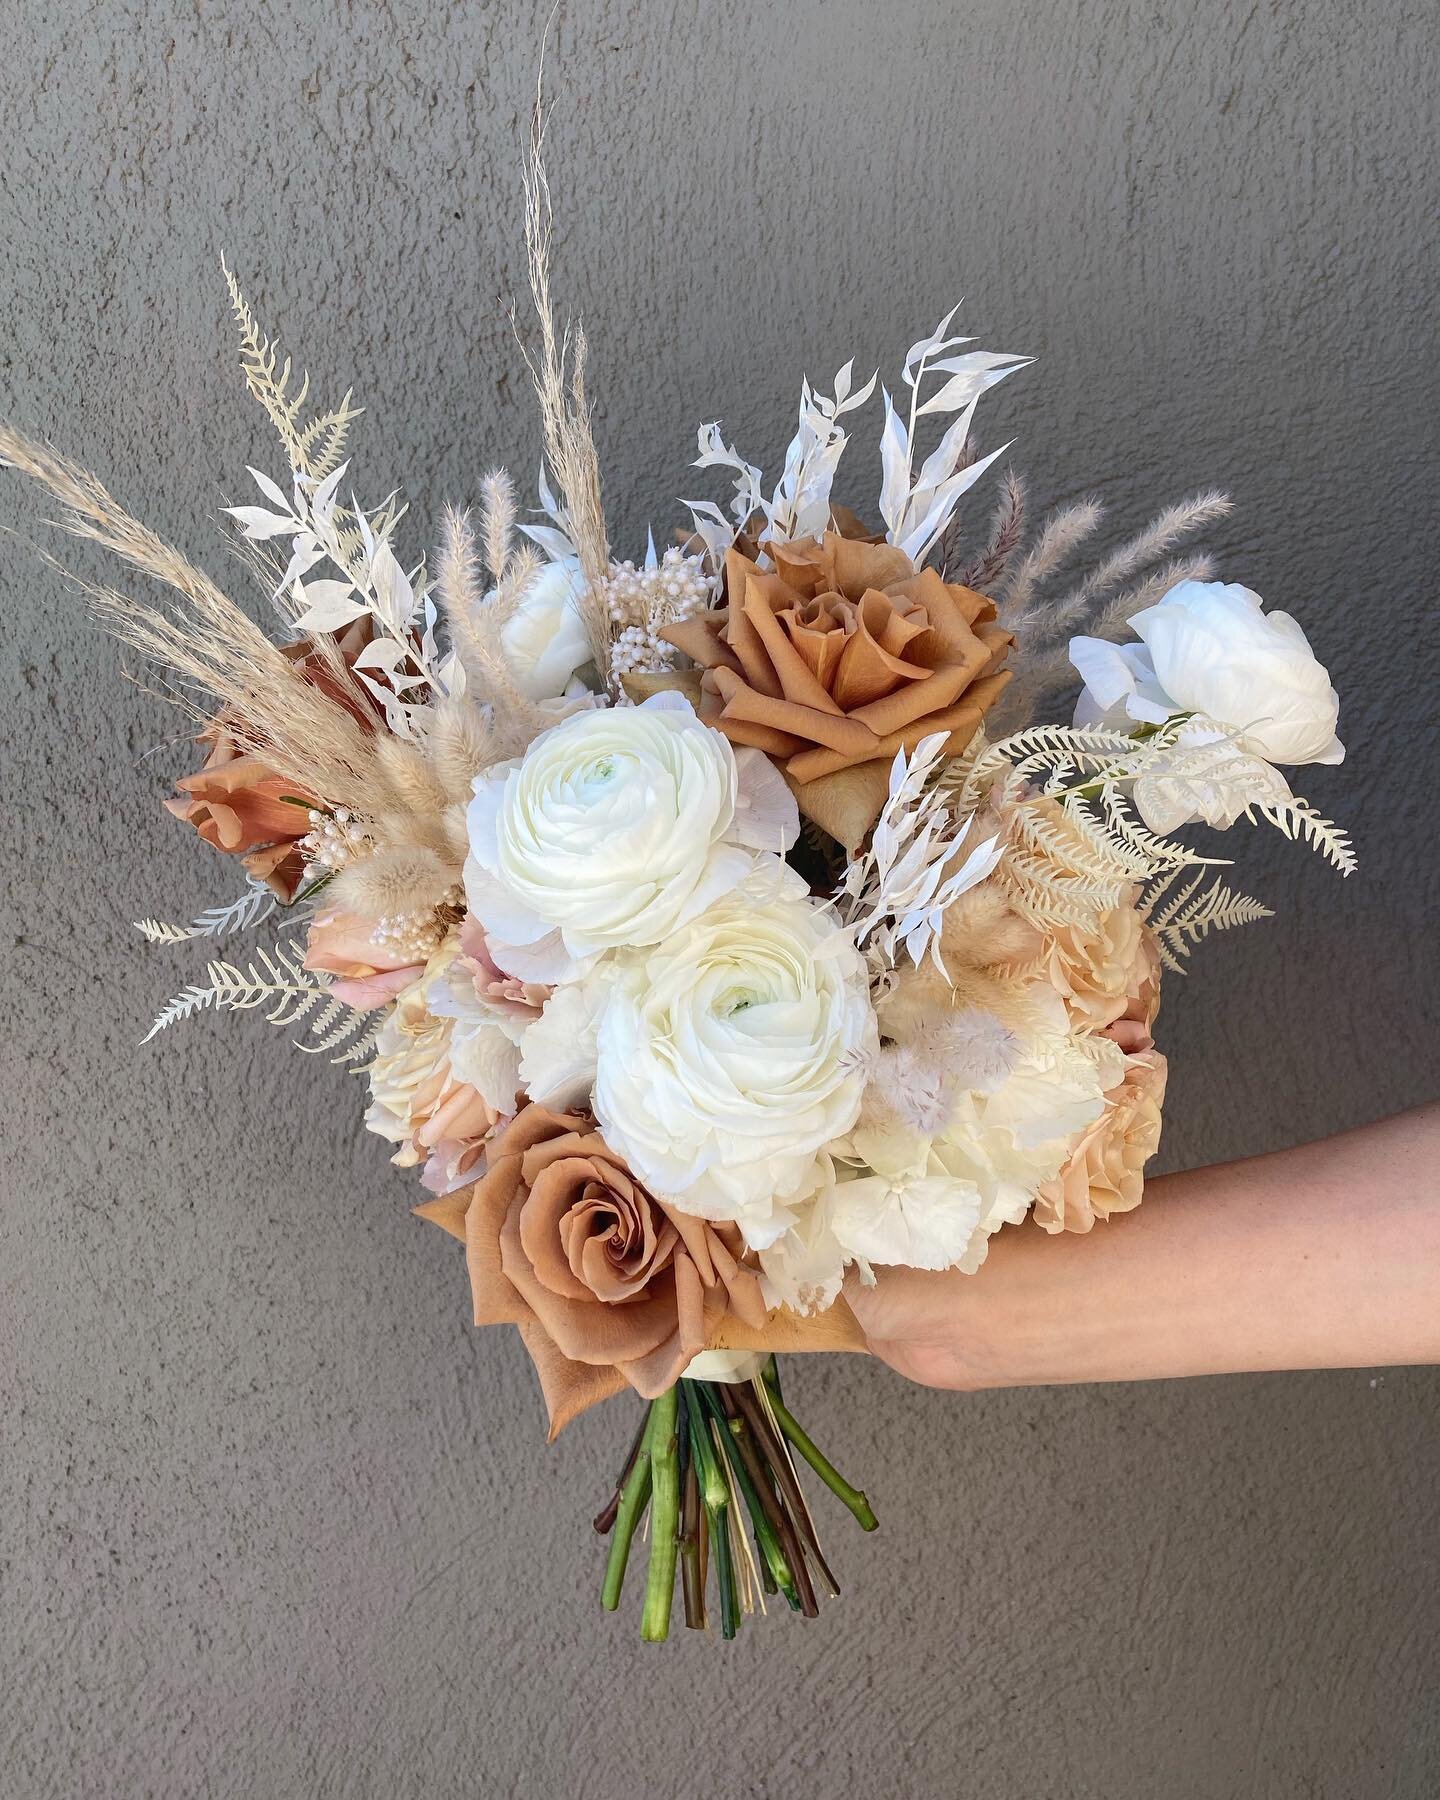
[2,2,1437,1795]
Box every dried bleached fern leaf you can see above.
[1254,797,1358,875]
[1150,874,1274,972]
[141,938,378,1059]
[134,877,278,945]
[222,257,362,481]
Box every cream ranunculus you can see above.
[498,559,595,700]
[591,864,877,1247]
[1128,580,1343,766]
[465,693,797,977]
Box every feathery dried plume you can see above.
[0,422,384,809]
[434,503,548,755]
[435,502,486,664]
[479,468,517,583]
[329,845,457,919]
[999,553,1217,726]
[1037,489,1232,641]
[999,495,1103,624]
[1087,552,1216,643]
[956,468,1026,592]
[859,1044,956,1136]
[425,695,497,804]
[519,78,613,677]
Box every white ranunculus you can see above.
[592,864,877,1247]
[498,559,595,700]
[1090,579,1343,767]
[466,693,796,974]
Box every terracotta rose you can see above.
[164,726,315,899]
[1033,1049,1168,1235]
[164,621,379,900]
[661,532,1013,846]
[416,1106,768,1435]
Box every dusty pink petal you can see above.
[331,967,424,1008]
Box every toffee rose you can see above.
[661,532,1013,844]
[416,1105,767,1434]
[1032,1049,1168,1234]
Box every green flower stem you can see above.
[678,1450,705,1631]
[640,1387,681,1642]
[709,1498,740,1639]
[695,1385,800,1610]
[760,1370,879,1533]
[682,1382,730,1513]
[600,1403,655,1612]
[735,1381,840,1598]
[593,1410,652,1535]
[720,1390,818,1618]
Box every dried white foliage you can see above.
[225,459,444,737]
[141,938,377,1061]
[134,877,278,945]
[1146,872,1275,973]
[840,732,1005,975]
[688,360,878,566]
[878,309,1027,564]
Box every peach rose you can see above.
[416,1105,767,1435]
[364,966,508,1194]
[1044,904,1162,1038]
[1033,1049,1168,1234]
[304,910,427,1009]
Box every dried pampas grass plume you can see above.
[518,71,613,679]
[0,422,383,811]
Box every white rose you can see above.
[1130,580,1344,766]
[466,694,796,976]
[497,559,594,700]
[592,864,877,1247]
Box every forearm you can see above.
[850,1105,1440,1390]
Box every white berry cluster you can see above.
[368,907,450,965]
[603,547,711,681]
[300,807,368,877]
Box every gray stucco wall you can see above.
[2,3,1436,1795]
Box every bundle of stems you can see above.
[594,1357,877,1642]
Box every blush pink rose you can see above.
[304,910,426,1009]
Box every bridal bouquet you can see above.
[2,129,1353,1644]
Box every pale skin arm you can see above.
[846,1105,1440,1391]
